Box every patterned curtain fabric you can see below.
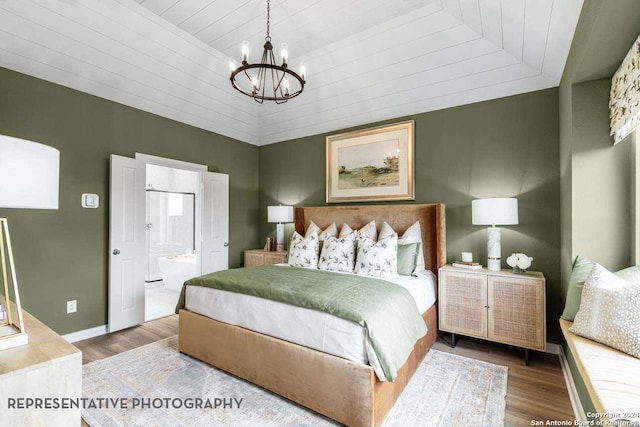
[610,35,640,144]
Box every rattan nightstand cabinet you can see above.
[438,265,546,364]
[438,270,488,339]
[244,249,287,267]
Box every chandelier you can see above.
[229,0,306,104]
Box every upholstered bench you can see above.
[560,319,640,421]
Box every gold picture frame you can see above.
[326,120,415,203]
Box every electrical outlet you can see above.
[67,300,77,314]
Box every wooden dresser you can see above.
[244,249,288,267]
[0,302,82,425]
[438,264,546,363]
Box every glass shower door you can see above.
[145,191,195,283]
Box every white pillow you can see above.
[318,222,337,241]
[339,223,353,238]
[379,221,425,275]
[354,233,398,278]
[318,232,356,273]
[358,220,377,241]
[569,263,640,358]
[305,221,321,237]
[288,231,319,269]
[306,221,337,242]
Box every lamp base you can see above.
[486,227,502,271]
[0,326,28,351]
[276,223,285,252]
[487,259,502,272]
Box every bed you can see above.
[178,203,446,427]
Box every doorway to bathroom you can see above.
[144,164,198,321]
[108,153,229,332]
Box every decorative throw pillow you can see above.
[318,222,337,241]
[288,231,319,269]
[305,221,322,237]
[569,264,640,359]
[397,243,420,276]
[379,221,395,239]
[380,221,425,275]
[339,223,353,238]
[357,220,377,241]
[561,256,595,321]
[318,232,356,273]
[354,233,398,278]
[615,265,640,284]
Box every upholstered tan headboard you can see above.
[294,204,446,275]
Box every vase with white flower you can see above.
[506,253,533,274]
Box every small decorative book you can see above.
[452,262,483,270]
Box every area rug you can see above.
[82,336,507,426]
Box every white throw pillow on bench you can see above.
[570,263,640,359]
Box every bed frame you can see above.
[179,203,446,427]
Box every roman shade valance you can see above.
[610,34,640,144]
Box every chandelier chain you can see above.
[265,0,271,42]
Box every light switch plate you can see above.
[67,300,77,314]
[81,193,99,209]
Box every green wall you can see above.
[0,67,260,335]
[558,0,640,417]
[259,88,562,342]
[571,79,630,268]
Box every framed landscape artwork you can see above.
[326,120,415,203]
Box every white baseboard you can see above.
[558,346,586,421]
[546,342,561,355]
[62,325,108,343]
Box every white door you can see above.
[109,155,146,332]
[201,172,229,274]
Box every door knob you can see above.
[113,249,120,255]
[223,242,229,247]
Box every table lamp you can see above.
[0,135,59,350]
[472,198,518,271]
[268,205,293,252]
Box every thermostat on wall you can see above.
[81,193,99,209]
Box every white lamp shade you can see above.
[267,205,294,223]
[0,135,59,209]
[472,198,518,226]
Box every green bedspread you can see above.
[175,265,427,381]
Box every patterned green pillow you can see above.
[397,243,420,276]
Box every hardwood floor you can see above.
[75,316,575,426]
[75,315,178,364]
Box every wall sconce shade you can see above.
[268,205,294,224]
[472,198,518,226]
[0,135,60,209]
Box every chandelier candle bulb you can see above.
[229,61,236,72]
[241,42,249,63]
[281,43,288,65]
[300,65,306,80]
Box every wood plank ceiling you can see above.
[0,0,583,145]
